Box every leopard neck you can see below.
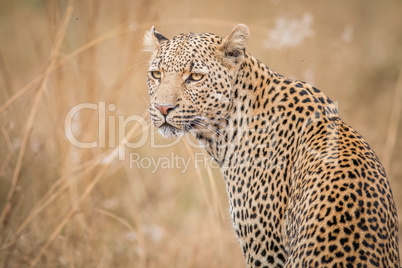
[199,54,287,167]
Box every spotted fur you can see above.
[144,24,400,267]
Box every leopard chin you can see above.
[157,123,184,138]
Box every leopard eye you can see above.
[189,73,204,82]
[151,71,162,80]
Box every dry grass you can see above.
[0,0,401,267]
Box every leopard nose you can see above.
[155,103,176,116]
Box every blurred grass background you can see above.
[0,0,401,267]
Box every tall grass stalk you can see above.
[0,0,74,231]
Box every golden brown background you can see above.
[0,0,401,267]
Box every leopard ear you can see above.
[221,24,250,66]
[143,26,169,52]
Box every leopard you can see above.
[143,24,400,267]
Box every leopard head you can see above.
[144,24,250,139]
